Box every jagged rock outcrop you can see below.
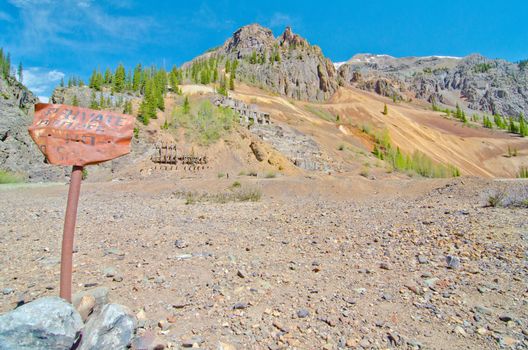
[0,75,67,181]
[187,24,339,102]
[339,54,528,118]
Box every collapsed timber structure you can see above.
[150,142,207,170]
[212,96,271,125]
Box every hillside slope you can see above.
[228,84,527,178]
[338,54,528,118]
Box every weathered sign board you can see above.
[29,103,134,166]
[28,103,134,302]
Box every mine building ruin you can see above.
[212,95,271,125]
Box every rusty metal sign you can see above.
[29,103,134,166]
[27,103,135,303]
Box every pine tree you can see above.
[72,95,79,107]
[123,100,132,114]
[382,104,388,115]
[229,73,235,91]
[183,96,190,114]
[89,91,99,110]
[133,64,142,92]
[113,63,126,93]
[17,62,22,82]
[60,77,64,88]
[104,68,113,84]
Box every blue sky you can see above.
[1,0,527,99]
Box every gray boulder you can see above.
[0,296,83,350]
[79,303,136,350]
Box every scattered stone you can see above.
[113,275,124,282]
[237,269,246,278]
[79,304,137,350]
[379,262,391,270]
[424,278,439,289]
[103,267,117,278]
[2,288,14,295]
[297,309,309,318]
[499,315,513,322]
[131,331,166,350]
[0,296,83,350]
[174,240,188,249]
[232,302,248,310]
[158,319,170,331]
[446,255,461,269]
[477,327,487,335]
[73,287,109,311]
[217,341,237,350]
[382,293,393,301]
[454,326,467,337]
[182,336,204,348]
[417,255,428,264]
[77,295,96,322]
[474,305,492,315]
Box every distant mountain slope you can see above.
[0,72,67,181]
[184,24,338,102]
[338,54,528,118]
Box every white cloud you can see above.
[267,12,295,29]
[24,67,65,96]
[38,96,49,103]
[7,0,157,53]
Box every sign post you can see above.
[29,103,134,302]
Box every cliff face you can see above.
[188,24,339,102]
[0,76,67,181]
[338,54,528,118]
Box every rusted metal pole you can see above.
[59,165,83,302]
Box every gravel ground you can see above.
[0,177,527,349]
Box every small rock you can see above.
[113,275,124,282]
[382,293,393,301]
[454,326,467,337]
[477,327,487,335]
[499,315,513,322]
[77,295,96,321]
[131,331,166,350]
[103,267,117,278]
[0,296,83,350]
[237,270,246,278]
[474,306,492,315]
[446,255,461,269]
[79,304,136,350]
[73,287,109,311]
[174,240,188,249]
[158,319,170,331]
[297,309,309,318]
[359,338,370,347]
[217,341,237,350]
[182,336,204,348]
[2,288,14,295]
[379,262,391,270]
[232,302,248,310]
[424,278,439,289]
[417,255,428,264]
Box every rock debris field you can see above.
[0,177,527,350]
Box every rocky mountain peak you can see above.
[278,26,308,49]
[223,23,275,56]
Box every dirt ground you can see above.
[0,175,526,349]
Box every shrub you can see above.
[231,181,241,188]
[486,189,506,207]
[0,170,22,184]
[338,144,345,151]
[519,166,528,178]
[359,168,370,178]
[264,171,276,179]
[217,172,225,178]
[173,100,236,145]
